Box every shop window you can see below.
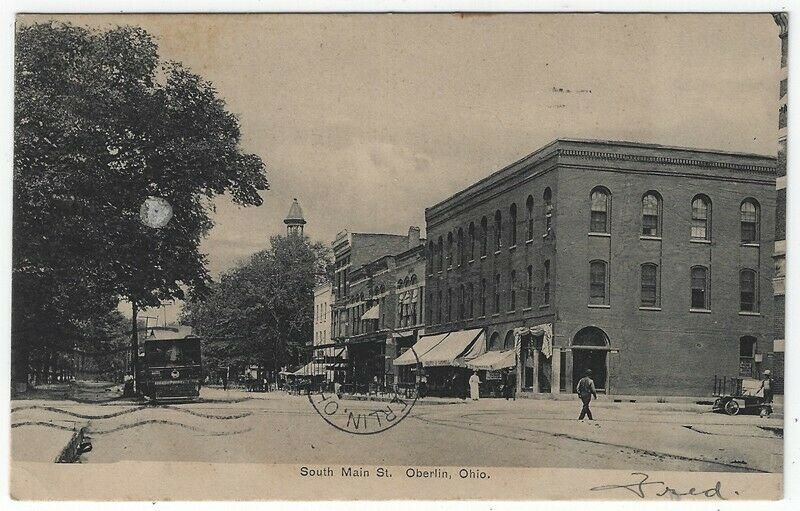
[739,336,757,378]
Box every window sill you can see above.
[542,233,550,239]
[739,311,761,316]
[639,306,662,311]
[494,250,502,256]
[477,315,486,320]
[507,310,516,315]
[588,304,611,309]
[689,308,712,314]
[539,304,550,309]
[491,313,500,318]
[640,235,662,241]
[468,259,475,264]
[437,271,442,275]
[480,255,487,261]
[741,243,761,248]
[447,266,453,271]
[522,307,533,312]
[525,239,534,245]
[690,239,712,245]
[588,232,611,238]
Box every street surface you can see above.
[11,388,782,472]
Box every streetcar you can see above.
[139,335,202,402]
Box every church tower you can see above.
[284,198,306,236]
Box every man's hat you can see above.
[585,369,593,376]
[764,370,771,375]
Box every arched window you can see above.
[459,284,465,319]
[526,195,534,241]
[437,236,443,271]
[691,195,711,240]
[468,222,475,261]
[494,273,502,312]
[447,287,453,322]
[397,280,403,290]
[480,278,487,316]
[437,290,443,323]
[509,203,518,246]
[691,266,709,310]
[543,260,550,305]
[489,332,501,351]
[526,265,533,308]
[426,292,433,324]
[739,336,758,378]
[503,331,515,350]
[403,276,410,287]
[467,282,474,318]
[543,187,553,234]
[740,199,760,244]
[589,260,608,305]
[480,216,488,257]
[427,241,434,274]
[457,228,464,266]
[509,270,516,311]
[641,263,659,307]
[380,284,385,294]
[740,269,758,312]
[446,232,453,268]
[494,210,503,251]
[590,187,610,233]
[642,192,661,237]
[410,274,417,285]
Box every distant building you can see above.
[312,283,339,381]
[330,228,426,388]
[284,198,306,236]
[771,12,787,393]
[424,139,776,396]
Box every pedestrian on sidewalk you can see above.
[576,369,597,420]
[469,371,481,401]
[503,370,516,400]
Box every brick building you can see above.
[424,139,776,396]
[771,12,787,393]
[330,228,426,389]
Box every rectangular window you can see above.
[691,267,708,309]
[589,261,607,305]
[641,264,658,307]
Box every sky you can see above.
[20,13,782,323]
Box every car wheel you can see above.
[724,400,740,416]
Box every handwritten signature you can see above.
[590,472,731,500]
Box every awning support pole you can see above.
[533,349,540,393]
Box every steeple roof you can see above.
[284,198,306,225]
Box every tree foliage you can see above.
[13,22,269,381]
[181,235,332,377]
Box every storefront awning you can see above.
[466,350,515,371]
[392,332,450,366]
[361,305,380,320]
[419,328,486,367]
[293,362,326,377]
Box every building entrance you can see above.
[571,326,610,392]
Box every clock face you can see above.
[139,196,173,228]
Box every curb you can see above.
[55,426,92,463]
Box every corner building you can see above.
[424,139,776,396]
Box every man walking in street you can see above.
[576,369,597,420]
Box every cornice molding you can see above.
[557,148,776,175]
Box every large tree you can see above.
[13,22,268,385]
[181,235,332,379]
